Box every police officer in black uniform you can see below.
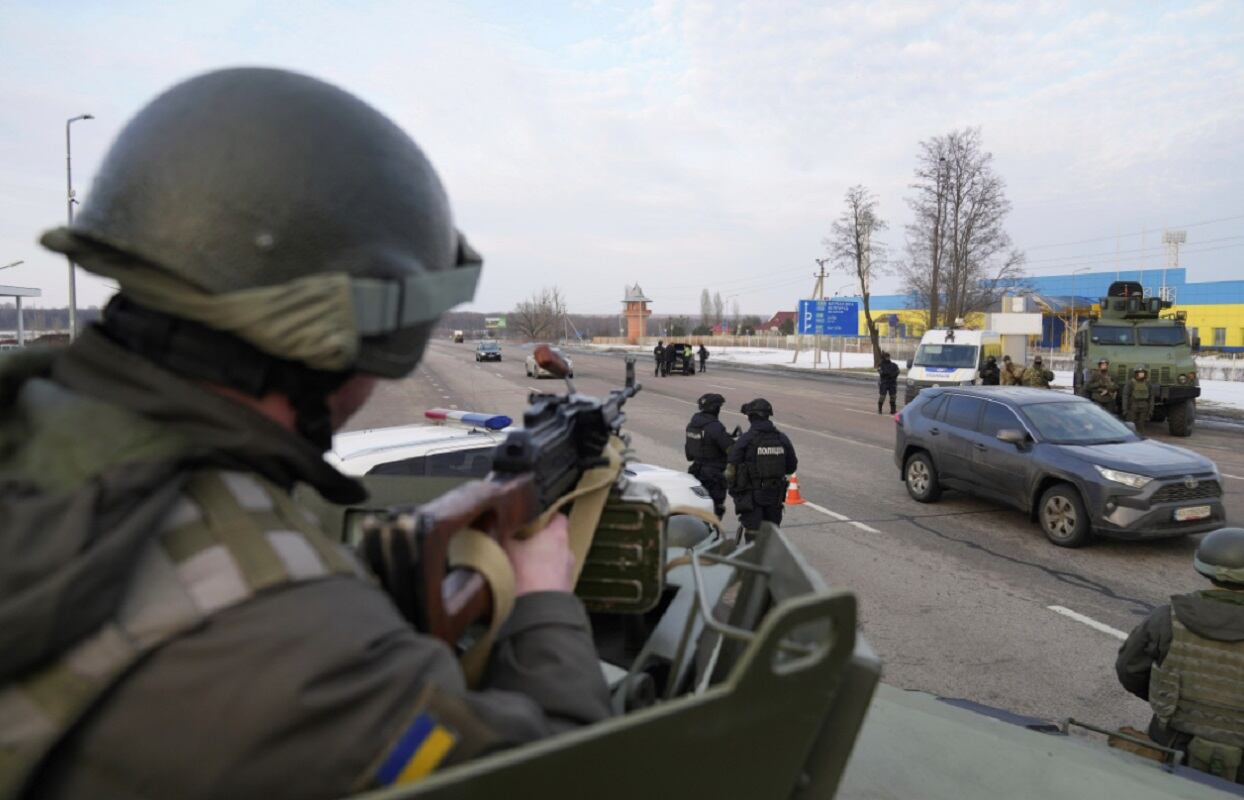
[980,355,1001,386]
[877,351,900,414]
[727,398,798,539]
[653,340,665,377]
[663,342,677,376]
[685,393,736,518]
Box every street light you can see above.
[1069,267,1091,349]
[66,113,94,339]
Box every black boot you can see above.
[877,400,883,414]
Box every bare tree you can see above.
[713,292,725,328]
[826,184,888,365]
[699,289,713,329]
[731,299,741,333]
[901,128,1025,331]
[510,286,567,341]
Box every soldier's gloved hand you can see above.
[505,513,575,595]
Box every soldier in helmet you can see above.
[685,393,736,518]
[726,398,798,540]
[0,69,608,799]
[999,354,1020,386]
[1117,528,1244,783]
[1123,364,1155,433]
[1084,358,1119,414]
[1020,355,1055,388]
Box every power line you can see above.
[1022,240,1244,275]
[1021,234,1244,267]
[1019,213,1244,252]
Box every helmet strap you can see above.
[100,295,350,451]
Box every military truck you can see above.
[1074,281,1200,436]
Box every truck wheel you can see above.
[1038,484,1091,548]
[1168,399,1194,437]
[904,452,941,503]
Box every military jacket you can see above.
[1085,371,1118,405]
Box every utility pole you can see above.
[66,113,94,339]
[812,258,828,367]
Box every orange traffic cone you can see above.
[785,474,806,505]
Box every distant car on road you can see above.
[667,343,696,375]
[475,340,502,362]
[893,386,1224,547]
[525,346,574,378]
[451,329,464,343]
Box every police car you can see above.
[326,409,713,514]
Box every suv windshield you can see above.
[1137,326,1187,346]
[1019,401,1134,445]
[1090,325,1134,345]
[913,343,978,369]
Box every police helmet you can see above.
[697,393,725,413]
[1194,529,1244,586]
[42,67,479,380]
[741,398,774,419]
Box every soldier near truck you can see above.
[999,354,1021,386]
[1073,280,1200,436]
[1122,364,1155,433]
[1020,355,1054,388]
[1084,358,1119,413]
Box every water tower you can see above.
[622,283,652,345]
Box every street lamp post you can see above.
[66,113,94,339]
[1069,267,1091,350]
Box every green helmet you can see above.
[1194,529,1244,586]
[42,67,480,379]
[1133,364,1148,377]
[741,398,773,419]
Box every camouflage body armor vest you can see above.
[1150,616,1244,781]
[0,470,363,799]
[1130,380,1151,402]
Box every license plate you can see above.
[1174,505,1212,522]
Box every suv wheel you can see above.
[1167,399,1194,437]
[904,452,941,502]
[1038,484,1091,547]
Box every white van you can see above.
[904,328,1002,402]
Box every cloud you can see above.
[0,0,1240,316]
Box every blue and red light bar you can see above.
[424,408,512,430]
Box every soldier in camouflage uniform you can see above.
[0,69,608,800]
[1084,358,1119,414]
[1117,528,1244,783]
[999,355,1020,386]
[1020,355,1054,389]
[1122,364,1155,432]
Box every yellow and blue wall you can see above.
[846,268,1244,352]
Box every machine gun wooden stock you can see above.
[359,346,642,646]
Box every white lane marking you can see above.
[651,394,890,452]
[1047,605,1127,641]
[706,383,741,391]
[843,408,882,416]
[495,372,504,378]
[802,501,881,533]
[1223,473,1244,481]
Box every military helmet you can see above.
[1033,355,1044,364]
[1194,529,1244,586]
[1098,358,1110,367]
[741,398,774,419]
[1133,363,1148,376]
[697,392,725,413]
[41,67,480,379]
[1002,355,1012,362]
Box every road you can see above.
[347,339,1244,731]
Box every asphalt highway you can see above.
[347,339,1244,731]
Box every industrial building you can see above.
[858,267,1244,352]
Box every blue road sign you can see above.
[798,299,859,335]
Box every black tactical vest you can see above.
[748,431,787,488]
[685,418,709,461]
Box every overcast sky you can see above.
[1,1,1241,315]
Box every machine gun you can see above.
[359,345,643,646]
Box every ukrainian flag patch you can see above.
[375,712,458,786]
